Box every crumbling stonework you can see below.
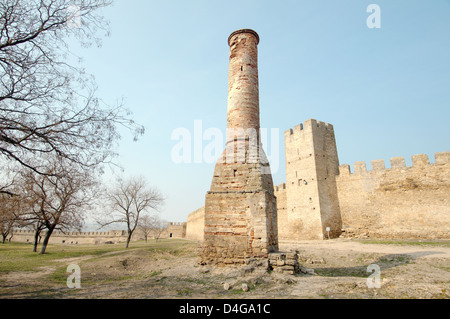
[268,251,300,275]
[199,29,278,266]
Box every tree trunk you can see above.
[1,234,6,244]
[33,229,41,252]
[39,228,54,254]
[125,231,132,248]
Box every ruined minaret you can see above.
[200,29,278,266]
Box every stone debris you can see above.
[268,251,300,275]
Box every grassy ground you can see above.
[0,239,192,272]
[0,239,199,298]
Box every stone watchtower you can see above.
[200,29,278,265]
[284,119,342,240]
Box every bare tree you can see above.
[19,155,98,253]
[0,0,144,193]
[0,193,19,243]
[99,177,164,248]
[31,220,45,252]
[149,215,167,242]
[138,215,152,243]
[138,214,167,242]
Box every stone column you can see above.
[200,29,278,266]
[227,29,260,132]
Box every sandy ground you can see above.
[0,238,449,299]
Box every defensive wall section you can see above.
[11,229,128,245]
[336,152,450,239]
[186,207,205,241]
[10,222,188,245]
[274,119,450,240]
[274,147,450,240]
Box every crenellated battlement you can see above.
[284,119,334,137]
[12,229,126,237]
[338,152,450,176]
[168,222,186,226]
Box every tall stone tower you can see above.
[200,29,278,266]
[284,119,342,240]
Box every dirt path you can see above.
[281,239,450,258]
[277,239,450,299]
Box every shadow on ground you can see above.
[311,251,442,278]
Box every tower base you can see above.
[199,144,278,266]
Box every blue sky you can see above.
[73,0,450,225]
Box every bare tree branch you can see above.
[0,0,144,187]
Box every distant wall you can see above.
[11,229,128,245]
[186,207,205,241]
[10,221,189,245]
[337,152,450,239]
[167,222,186,239]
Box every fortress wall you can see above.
[186,152,450,241]
[9,221,188,245]
[274,183,288,241]
[336,152,450,239]
[11,229,128,245]
[186,207,205,241]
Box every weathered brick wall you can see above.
[186,207,205,241]
[274,183,287,240]
[337,152,450,239]
[201,148,278,265]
